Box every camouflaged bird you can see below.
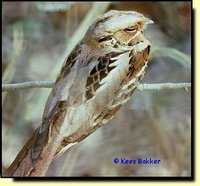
[5,10,153,176]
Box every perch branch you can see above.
[2,81,191,92]
[2,81,53,92]
[138,83,191,91]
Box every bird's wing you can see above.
[31,45,82,161]
[31,46,128,161]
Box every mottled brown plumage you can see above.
[31,10,153,161]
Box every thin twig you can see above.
[138,83,191,91]
[2,81,54,92]
[2,81,191,92]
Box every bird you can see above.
[31,10,153,160]
[5,10,153,176]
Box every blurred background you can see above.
[2,2,191,176]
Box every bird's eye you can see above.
[98,36,112,42]
[124,27,137,32]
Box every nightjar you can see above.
[5,10,153,176]
[32,10,153,159]
[31,10,153,159]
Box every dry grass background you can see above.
[2,2,191,176]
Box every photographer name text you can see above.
[113,157,161,165]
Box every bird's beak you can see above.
[145,18,154,25]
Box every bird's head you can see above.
[83,10,153,52]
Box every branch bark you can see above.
[2,81,191,92]
[2,81,53,92]
[138,82,191,91]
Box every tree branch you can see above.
[2,81,54,92]
[2,81,191,92]
[138,82,191,91]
